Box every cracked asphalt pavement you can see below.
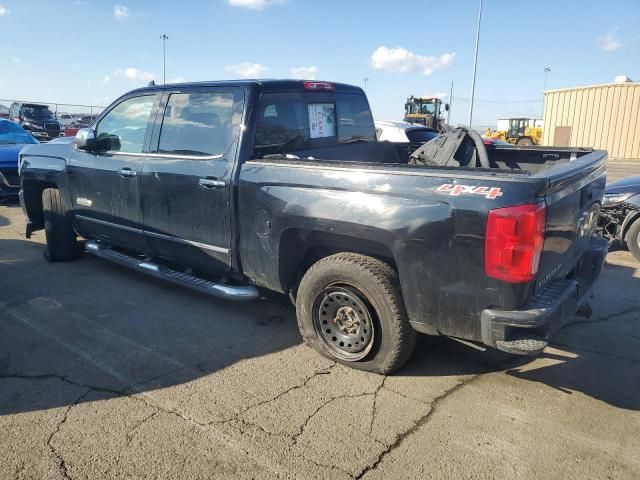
[2,174,640,478]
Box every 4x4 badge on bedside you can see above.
[436,184,503,200]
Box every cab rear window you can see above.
[253,92,375,156]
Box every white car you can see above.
[375,120,439,153]
[55,113,76,128]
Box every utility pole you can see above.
[160,33,169,84]
[363,77,370,92]
[468,0,483,128]
[447,81,453,125]
[542,67,550,118]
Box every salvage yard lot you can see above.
[1,162,639,480]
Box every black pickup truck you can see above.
[18,80,608,373]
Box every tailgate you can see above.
[535,150,607,290]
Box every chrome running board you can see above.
[85,241,259,301]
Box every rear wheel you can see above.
[296,253,416,374]
[624,219,640,262]
[517,137,533,146]
[42,188,78,262]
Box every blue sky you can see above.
[1,0,638,127]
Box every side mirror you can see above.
[75,128,96,150]
[444,104,450,112]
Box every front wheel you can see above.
[296,253,416,374]
[624,219,640,262]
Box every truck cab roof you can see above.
[128,79,365,96]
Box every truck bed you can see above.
[287,140,594,176]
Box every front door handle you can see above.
[198,178,225,189]
[117,168,137,178]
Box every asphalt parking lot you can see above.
[1,161,639,480]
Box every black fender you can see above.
[19,143,73,232]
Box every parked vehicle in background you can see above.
[0,104,9,119]
[599,176,640,261]
[19,79,608,374]
[375,120,439,156]
[56,112,76,127]
[489,118,543,146]
[0,119,38,199]
[483,137,514,147]
[9,102,61,141]
[64,126,80,137]
[403,96,449,132]
[64,114,98,136]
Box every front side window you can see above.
[96,95,155,153]
[158,92,236,157]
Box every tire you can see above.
[624,219,640,262]
[296,253,416,374]
[517,137,533,146]
[42,188,78,262]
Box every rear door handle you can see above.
[198,178,225,189]
[117,168,137,178]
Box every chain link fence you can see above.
[0,99,106,121]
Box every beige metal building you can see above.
[542,82,640,160]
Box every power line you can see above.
[452,97,540,116]
[454,96,542,104]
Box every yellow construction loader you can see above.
[489,118,542,146]
[404,96,449,132]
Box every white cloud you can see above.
[227,0,285,10]
[113,4,130,21]
[115,67,155,82]
[370,46,455,75]
[290,66,317,80]
[0,4,9,16]
[93,96,111,106]
[224,62,268,77]
[169,76,187,83]
[100,75,111,84]
[597,28,623,52]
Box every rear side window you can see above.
[158,92,237,157]
[253,92,375,156]
[335,93,375,143]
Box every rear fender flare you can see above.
[20,154,72,226]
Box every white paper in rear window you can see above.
[308,103,336,138]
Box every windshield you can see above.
[406,102,437,115]
[22,105,53,119]
[420,103,436,115]
[0,121,38,145]
[253,91,376,156]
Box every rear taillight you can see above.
[485,202,546,283]
[303,81,335,91]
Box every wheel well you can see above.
[279,229,397,292]
[622,210,640,239]
[22,179,56,227]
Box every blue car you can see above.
[0,119,38,199]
